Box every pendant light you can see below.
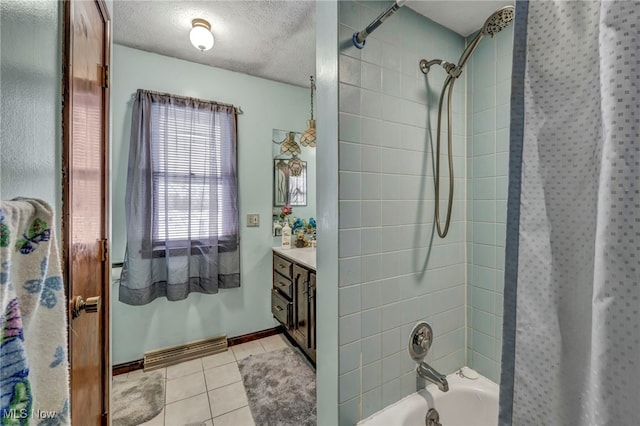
[300,76,316,147]
[279,131,301,156]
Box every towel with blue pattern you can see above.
[1,199,70,425]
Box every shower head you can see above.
[454,5,515,72]
[481,5,515,36]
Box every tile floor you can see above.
[113,334,291,426]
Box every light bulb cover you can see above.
[300,119,316,147]
[288,157,304,177]
[190,19,214,51]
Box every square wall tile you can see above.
[339,369,361,403]
[361,334,382,365]
[362,62,382,92]
[339,229,361,257]
[340,341,361,374]
[361,35,382,65]
[340,257,362,287]
[382,68,401,96]
[339,24,362,60]
[339,113,361,143]
[362,388,382,419]
[340,54,362,86]
[381,327,401,358]
[340,285,362,317]
[340,171,361,201]
[361,255,381,283]
[362,360,382,392]
[361,89,383,119]
[340,313,362,345]
[339,141,361,172]
[339,398,360,426]
[338,0,361,29]
[339,201,362,229]
[339,83,361,115]
[362,308,382,338]
[382,378,401,408]
[361,202,381,228]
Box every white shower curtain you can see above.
[500,1,640,425]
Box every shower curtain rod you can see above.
[129,90,244,114]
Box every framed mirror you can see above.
[272,128,315,237]
[274,159,307,206]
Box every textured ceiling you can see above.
[406,0,514,37]
[113,1,512,89]
[113,1,316,88]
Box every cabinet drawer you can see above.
[272,290,292,329]
[273,272,293,299]
[273,254,293,278]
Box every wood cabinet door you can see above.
[293,264,309,346]
[308,272,316,360]
[62,0,110,424]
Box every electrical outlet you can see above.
[247,214,260,227]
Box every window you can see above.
[150,102,236,247]
[121,89,240,305]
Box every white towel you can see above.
[0,199,70,425]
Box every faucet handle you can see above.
[408,322,433,361]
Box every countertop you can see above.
[272,246,316,270]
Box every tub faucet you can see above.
[416,361,449,392]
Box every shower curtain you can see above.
[500,1,640,425]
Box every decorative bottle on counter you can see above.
[281,222,291,249]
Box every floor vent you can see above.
[143,335,228,371]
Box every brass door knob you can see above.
[71,295,101,319]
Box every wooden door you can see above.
[62,0,110,424]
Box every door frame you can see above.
[61,0,111,422]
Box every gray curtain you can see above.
[119,89,240,305]
[500,1,640,424]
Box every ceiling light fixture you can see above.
[190,18,214,52]
[300,76,316,147]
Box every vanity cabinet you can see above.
[272,250,316,363]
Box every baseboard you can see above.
[112,359,144,376]
[112,325,284,376]
[227,326,283,347]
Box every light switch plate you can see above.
[247,213,260,227]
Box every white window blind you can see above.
[150,102,235,244]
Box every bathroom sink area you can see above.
[271,247,317,363]
[272,246,316,270]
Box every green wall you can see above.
[0,0,62,218]
[111,45,310,364]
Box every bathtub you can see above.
[358,368,498,426]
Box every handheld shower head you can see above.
[454,5,515,72]
[481,5,515,36]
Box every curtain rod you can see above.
[130,90,244,115]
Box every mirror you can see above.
[274,158,307,206]
[272,128,316,236]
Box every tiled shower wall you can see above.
[337,2,467,423]
[466,25,513,383]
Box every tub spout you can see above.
[416,362,449,392]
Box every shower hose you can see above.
[434,75,456,238]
